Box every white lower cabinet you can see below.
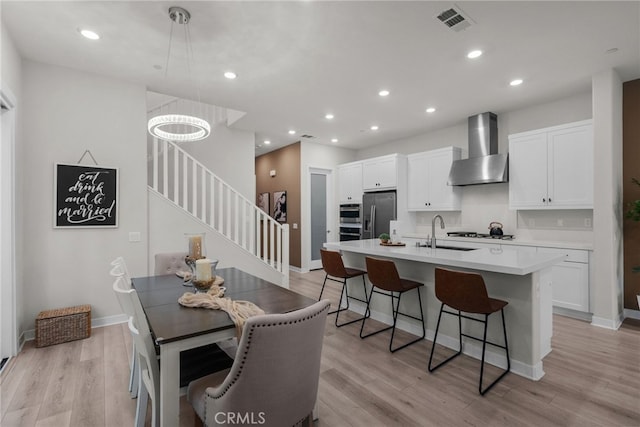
[444,240,591,314]
[536,247,590,313]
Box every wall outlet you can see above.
[129,231,141,242]
[293,223,298,229]
[585,218,592,228]
[557,219,564,227]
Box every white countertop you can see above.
[325,239,566,275]
[403,233,593,251]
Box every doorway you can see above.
[1,87,17,368]
[309,168,332,270]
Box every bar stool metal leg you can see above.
[479,308,510,395]
[320,273,369,327]
[428,303,462,372]
[360,287,425,352]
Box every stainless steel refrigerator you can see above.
[362,191,397,239]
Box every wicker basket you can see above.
[35,305,91,347]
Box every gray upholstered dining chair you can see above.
[154,251,189,275]
[187,299,331,427]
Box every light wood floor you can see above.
[2,269,640,426]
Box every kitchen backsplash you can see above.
[411,183,593,245]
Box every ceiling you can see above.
[2,1,639,155]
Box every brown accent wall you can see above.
[623,79,640,309]
[255,143,302,268]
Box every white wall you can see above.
[591,69,624,328]
[145,97,260,275]
[147,94,256,201]
[1,25,23,353]
[300,141,357,271]
[354,91,594,244]
[20,60,148,331]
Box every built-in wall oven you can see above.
[339,203,362,241]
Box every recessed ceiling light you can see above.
[264,140,271,145]
[510,79,523,86]
[288,130,296,135]
[426,107,436,113]
[370,125,379,131]
[325,114,334,120]
[467,50,482,59]
[224,71,237,79]
[331,138,338,143]
[79,29,100,40]
[378,90,390,97]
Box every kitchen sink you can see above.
[418,244,477,251]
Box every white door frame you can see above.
[307,167,334,271]
[0,84,18,361]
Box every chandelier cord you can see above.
[148,7,211,143]
[164,19,175,80]
[184,21,204,123]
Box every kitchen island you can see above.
[324,239,566,380]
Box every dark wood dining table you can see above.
[132,267,316,427]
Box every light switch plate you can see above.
[129,231,141,242]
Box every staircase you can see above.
[148,138,289,287]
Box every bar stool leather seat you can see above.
[360,256,426,352]
[428,267,511,395]
[319,249,370,327]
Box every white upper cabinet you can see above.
[338,162,363,203]
[509,120,593,209]
[407,147,462,211]
[362,154,398,191]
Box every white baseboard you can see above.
[591,314,623,330]
[345,300,540,380]
[23,313,128,342]
[623,308,640,320]
[552,306,592,322]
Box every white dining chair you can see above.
[117,273,237,427]
[128,316,160,427]
[111,274,140,399]
[111,256,132,286]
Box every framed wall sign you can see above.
[273,190,287,222]
[54,163,119,228]
[257,192,269,214]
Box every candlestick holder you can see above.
[185,232,206,260]
[183,255,197,286]
[192,277,215,293]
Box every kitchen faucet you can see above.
[432,214,445,248]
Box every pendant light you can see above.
[148,7,211,142]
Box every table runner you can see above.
[178,284,265,338]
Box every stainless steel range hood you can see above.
[448,112,508,186]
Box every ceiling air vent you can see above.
[300,134,315,139]
[436,5,473,32]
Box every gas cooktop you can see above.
[447,231,515,240]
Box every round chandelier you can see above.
[148,114,211,142]
[148,7,211,142]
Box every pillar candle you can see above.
[195,258,212,281]
[189,236,202,259]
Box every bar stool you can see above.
[319,249,370,327]
[360,256,425,352]
[428,267,511,395]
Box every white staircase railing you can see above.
[149,138,289,276]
